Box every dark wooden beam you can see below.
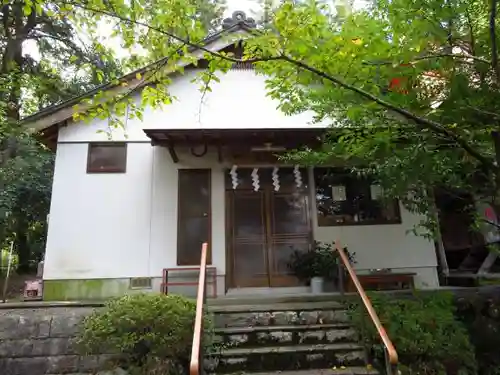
[217,143,223,163]
[151,139,322,149]
[150,138,179,162]
[167,142,179,163]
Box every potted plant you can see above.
[288,241,341,293]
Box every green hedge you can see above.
[455,294,500,375]
[348,292,477,375]
[77,293,213,375]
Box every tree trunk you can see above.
[15,222,30,274]
[491,130,500,192]
[0,2,26,163]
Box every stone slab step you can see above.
[214,309,349,328]
[208,343,366,373]
[214,323,352,335]
[214,324,358,348]
[208,294,345,307]
[217,368,379,375]
[219,343,363,357]
[209,301,345,314]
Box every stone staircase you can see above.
[205,296,378,375]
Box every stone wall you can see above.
[0,304,107,375]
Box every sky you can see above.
[25,0,370,62]
[226,0,261,15]
[93,0,367,59]
[225,0,370,17]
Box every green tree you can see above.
[0,0,226,272]
[246,0,500,234]
[219,0,500,234]
[0,137,53,272]
[24,0,498,241]
[0,0,120,272]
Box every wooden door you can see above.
[228,191,269,287]
[268,192,310,287]
[177,169,211,265]
[226,167,311,288]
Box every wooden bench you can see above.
[347,272,415,292]
[161,267,218,298]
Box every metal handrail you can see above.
[335,240,399,374]
[189,242,208,375]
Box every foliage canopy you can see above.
[45,0,500,237]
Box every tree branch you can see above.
[465,7,477,58]
[70,1,496,171]
[415,53,489,65]
[70,3,279,65]
[490,0,499,82]
[481,218,500,230]
[30,30,78,47]
[75,38,194,121]
[280,56,495,170]
[363,53,490,66]
[21,6,37,37]
[465,105,500,120]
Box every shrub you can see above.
[348,292,477,375]
[455,295,500,375]
[77,293,212,375]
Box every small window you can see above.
[87,143,127,173]
[314,168,401,226]
[129,277,152,289]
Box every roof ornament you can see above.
[222,11,257,30]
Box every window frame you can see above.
[313,167,402,227]
[86,143,128,174]
[176,168,212,266]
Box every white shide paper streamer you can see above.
[294,165,303,188]
[229,165,239,189]
[272,166,280,191]
[251,168,260,191]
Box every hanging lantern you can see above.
[388,77,409,94]
[485,206,496,222]
[387,63,413,95]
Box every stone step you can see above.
[209,301,344,314]
[208,294,345,307]
[207,343,366,373]
[213,308,349,328]
[213,324,358,347]
[214,323,352,334]
[218,343,364,357]
[215,368,379,375]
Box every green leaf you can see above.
[23,3,32,16]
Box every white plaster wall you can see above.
[306,169,440,288]
[147,148,226,282]
[45,68,439,289]
[44,143,153,279]
[44,144,227,283]
[46,68,323,282]
[45,145,439,289]
[56,69,328,144]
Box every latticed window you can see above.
[314,168,401,226]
